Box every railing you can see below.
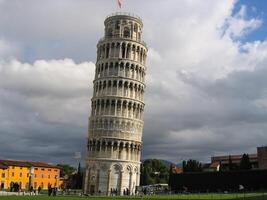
[105,12,142,22]
[98,37,147,47]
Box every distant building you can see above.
[257,146,267,169]
[170,164,183,174]
[0,159,61,190]
[202,161,221,172]
[211,154,258,170]
[205,146,267,171]
[171,146,267,174]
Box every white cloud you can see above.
[0,59,95,125]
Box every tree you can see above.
[240,154,252,170]
[73,162,83,189]
[182,159,202,172]
[140,159,169,185]
[57,164,75,179]
[57,163,84,189]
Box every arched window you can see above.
[107,28,113,37]
[134,24,138,32]
[124,27,130,38]
[115,21,120,30]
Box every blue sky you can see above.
[234,0,267,42]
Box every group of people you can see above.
[110,188,118,196]
[29,186,42,195]
[123,188,130,195]
[48,185,58,196]
[110,188,131,196]
[9,182,20,192]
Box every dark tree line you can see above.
[182,159,202,172]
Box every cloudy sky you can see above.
[1,0,267,166]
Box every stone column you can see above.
[96,169,100,193]
[83,167,90,193]
[129,172,132,195]
[119,171,124,195]
[106,169,111,195]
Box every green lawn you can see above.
[0,193,266,200]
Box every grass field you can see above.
[0,193,267,200]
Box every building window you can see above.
[12,166,15,169]
[1,173,5,178]
[123,27,130,38]
[20,173,22,177]
[41,174,44,178]
[12,172,14,177]
[48,169,51,171]
[34,168,38,170]
[34,174,37,178]
[115,20,120,30]
[20,167,22,170]
[27,173,29,177]
[41,168,45,171]
[54,170,58,172]
[34,182,37,189]
[134,24,138,32]
[48,175,50,179]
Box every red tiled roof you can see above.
[212,154,258,162]
[0,160,31,167]
[28,161,59,169]
[210,161,220,168]
[0,159,59,169]
[0,163,8,169]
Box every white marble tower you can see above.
[84,12,147,195]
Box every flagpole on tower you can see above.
[117,0,122,9]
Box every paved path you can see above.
[0,191,39,196]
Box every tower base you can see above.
[83,160,140,196]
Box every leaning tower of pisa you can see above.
[84,13,147,195]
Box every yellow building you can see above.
[0,160,61,190]
[0,160,31,190]
[0,163,8,189]
[30,162,61,189]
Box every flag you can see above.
[118,0,122,8]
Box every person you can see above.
[48,185,52,196]
[30,186,33,196]
[52,187,57,196]
[38,186,41,195]
[55,187,58,196]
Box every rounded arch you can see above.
[123,27,130,38]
